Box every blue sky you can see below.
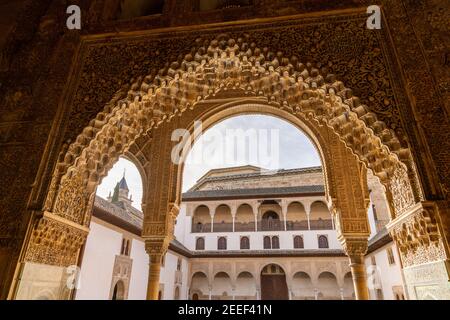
[96,115,321,209]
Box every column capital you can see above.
[339,237,368,263]
[144,237,171,263]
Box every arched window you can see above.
[111,280,125,300]
[293,235,304,249]
[263,236,271,249]
[240,236,250,249]
[271,236,280,249]
[218,237,227,250]
[174,286,180,300]
[318,235,329,248]
[192,293,199,300]
[196,237,205,250]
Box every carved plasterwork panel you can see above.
[47,33,412,231]
[389,202,447,268]
[24,213,88,267]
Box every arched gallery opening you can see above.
[4,20,448,302]
[260,264,289,300]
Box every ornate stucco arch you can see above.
[21,34,426,300]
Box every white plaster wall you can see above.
[159,252,190,300]
[364,243,404,300]
[76,221,121,300]
[187,229,340,251]
[367,201,377,239]
[180,196,340,251]
[127,239,149,300]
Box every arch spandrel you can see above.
[34,35,421,272]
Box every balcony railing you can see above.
[234,222,256,232]
[286,220,309,231]
[309,219,333,230]
[213,222,233,232]
[192,223,212,233]
[258,219,284,231]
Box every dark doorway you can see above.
[260,264,289,300]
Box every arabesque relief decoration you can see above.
[145,238,171,264]
[24,212,89,267]
[389,202,447,268]
[52,173,89,224]
[388,164,416,217]
[45,34,415,230]
[339,237,369,262]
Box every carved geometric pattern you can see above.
[47,35,413,227]
[389,202,447,268]
[24,214,88,267]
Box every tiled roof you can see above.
[191,166,322,191]
[182,185,325,201]
[118,176,129,190]
[94,196,143,229]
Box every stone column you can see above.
[145,238,170,300]
[340,237,370,300]
[252,203,259,232]
[209,287,212,300]
[281,201,287,231]
[306,203,311,230]
[231,205,237,233]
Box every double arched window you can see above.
[263,236,279,249]
[120,238,131,256]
